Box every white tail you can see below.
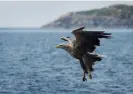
[98,54,107,58]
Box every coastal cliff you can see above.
[42,4,133,29]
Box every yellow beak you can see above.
[56,45,60,48]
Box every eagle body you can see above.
[56,27,112,81]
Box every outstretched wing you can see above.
[73,27,85,32]
[72,27,112,53]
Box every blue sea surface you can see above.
[0,28,133,94]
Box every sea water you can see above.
[0,28,133,94]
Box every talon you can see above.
[88,74,92,79]
[82,77,87,81]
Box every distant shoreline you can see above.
[42,4,133,29]
[0,28,133,33]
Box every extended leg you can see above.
[88,70,92,79]
[82,54,93,79]
[79,60,87,81]
[82,71,87,81]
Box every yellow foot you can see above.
[88,74,92,79]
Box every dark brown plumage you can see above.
[56,27,112,81]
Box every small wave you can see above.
[19,57,28,61]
